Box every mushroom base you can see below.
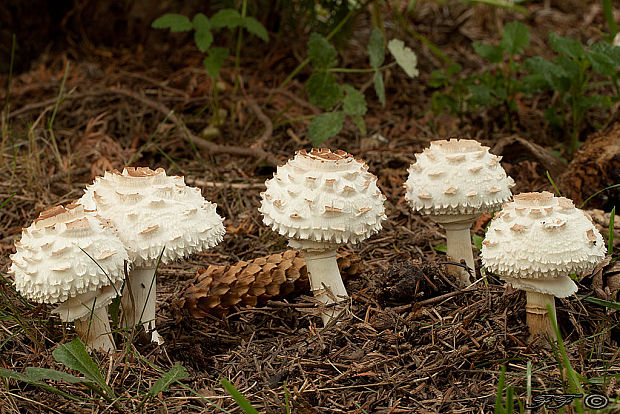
[74,306,116,352]
[121,267,164,345]
[525,291,557,341]
[432,214,479,287]
[291,240,347,325]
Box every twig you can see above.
[245,97,273,147]
[8,88,281,165]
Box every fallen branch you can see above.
[9,88,281,165]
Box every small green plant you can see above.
[152,6,269,125]
[494,365,520,414]
[221,378,259,414]
[0,338,195,410]
[305,28,419,146]
[431,21,530,129]
[524,33,620,153]
[430,21,620,154]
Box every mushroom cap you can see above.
[404,139,515,215]
[9,204,128,304]
[79,167,226,267]
[52,280,123,322]
[259,148,387,244]
[481,191,606,296]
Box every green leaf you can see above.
[152,14,193,32]
[500,21,530,55]
[590,41,620,65]
[203,48,229,79]
[586,51,616,76]
[352,115,366,135]
[308,111,344,147]
[192,13,211,32]
[25,367,85,384]
[472,234,484,251]
[242,17,268,41]
[342,85,367,116]
[433,243,447,253]
[0,368,81,400]
[469,84,494,107]
[149,363,189,397]
[525,56,568,90]
[387,39,419,77]
[473,42,504,63]
[373,70,386,107]
[52,338,112,395]
[368,28,385,69]
[308,33,338,69]
[221,378,259,414]
[192,13,213,52]
[549,32,585,60]
[194,29,214,52]
[211,9,242,29]
[306,72,342,109]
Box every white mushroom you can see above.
[260,148,386,324]
[9,204,128,351]
[404,139,515,286]
[79,167,225,344]
[481,191,606,340]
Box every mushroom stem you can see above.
[433,215,478,287]
[121,267,164,344]
[74,306,116,352]
[525,291,557,340]
[298,244,348,325]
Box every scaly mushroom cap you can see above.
[481,191,606,297]
[404,139,515,215]
[79,167,225,267]
[9,204,128,304]
[259,148,387,244]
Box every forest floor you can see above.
[0,0,619,412]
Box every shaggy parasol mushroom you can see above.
[259,148,386,324]
[79,167,225,344]
[9,204,128,351]
[481,191,606,340]
[404,139,515,286]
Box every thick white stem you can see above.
[121,267,164,344]
[302,247,348,325]
[74,306,116,352]
[526,291,557,341]
[433,215,478,287]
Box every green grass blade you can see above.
[545,170,562,197]
[494,365,507,413]
[547,304,585,413]
[0,193,15,210]
[221,378,259,414]
[582,296,620,311]
[608,206,615,255]
[579,184,620,209]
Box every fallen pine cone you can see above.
[182,250,361,318]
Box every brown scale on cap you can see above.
[515,191,554,204]
[124,166,165,177]
[35,205,67,223]
[65,218,90,230]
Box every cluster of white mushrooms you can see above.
[9,167,225,351]
[7,140,608,351]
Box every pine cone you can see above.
[183,250,361,318]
